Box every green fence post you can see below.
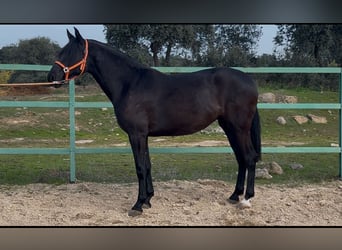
[69,80,76,183]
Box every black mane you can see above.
[89,39,147,70]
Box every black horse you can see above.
[48,28,261,216]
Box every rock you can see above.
[255,168,273,179]
[307,114,327,124]
[183,209,192,215]
[267,161,284,175]
[293,115,309,124]
[319,200,327,206]
[258,161,283,175]
[153,138,167,142]
[200,126,224,134]
[276,116,286,125]
[259,92,276,103]
[75,212,94,219]
[289,163,304,170]
[75,139,94,144]
[80,183,91,192]
[279,95,298,103]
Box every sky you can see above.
[0,24,277,55]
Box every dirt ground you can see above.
[0,179,341,226]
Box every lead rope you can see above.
[0,80,68,87]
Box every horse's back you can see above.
[179,67,258,108]
[211,67,257,94]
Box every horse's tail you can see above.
[251,108,261,161]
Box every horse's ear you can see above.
[67,29,75,41]
[74,27,84,43]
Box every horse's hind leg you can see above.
[219,121,245,202]
[218,116,257,206]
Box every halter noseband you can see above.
[54,39,88,81]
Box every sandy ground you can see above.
[0,179,341,226]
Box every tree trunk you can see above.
[150,41,161,67]
[165,43,172,66]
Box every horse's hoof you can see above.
[128,209,143,217]
[142,202,151,209]
[227,198,239,204]
[238,199,251,209]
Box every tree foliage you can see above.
[272,25,342,90]
[104,24,262,67]
[0,70,12,84]
[0,37,60,83]
[105,24,201,66]
[274,25,342,66]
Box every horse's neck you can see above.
[86,42,139,105]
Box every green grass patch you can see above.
[0,155,69,185]
[0,153,339,185]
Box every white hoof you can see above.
[238,199,252,209]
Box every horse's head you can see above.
[47,27,88,83]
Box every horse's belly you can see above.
[148,114,217,136]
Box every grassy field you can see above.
[0,85,340,185]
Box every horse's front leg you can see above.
[128,133,154,217]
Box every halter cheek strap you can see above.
[55,39,88,81]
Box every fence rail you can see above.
[1,64,341,182]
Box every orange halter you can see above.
[54,39,88,81]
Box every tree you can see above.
[274,25,342,66]
[273,25,342,90]
[193,25,262,67]
[105,24,201,66]
[215,25,261,55]
[0,37,60,83]
[0,45,17,64]
[0,37,60,64]
[104,24,262,67]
